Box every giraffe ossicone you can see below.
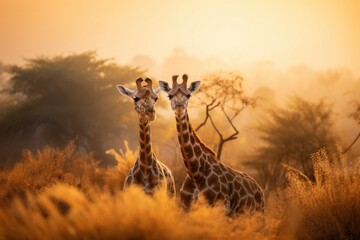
[116,78,175,197]
[159,74,265,215]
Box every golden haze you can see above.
[0,0,360,75]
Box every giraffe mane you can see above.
[189,124,217,157]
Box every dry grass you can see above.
[0,141,135,208]
[281,148,360,240]
[0,143,359,239]
[0,185,280,240]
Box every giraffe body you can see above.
[159,75,264,214]
[117,78,175,197]
[177,114,264,214]
[125,154,175,196]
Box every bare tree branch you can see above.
[342,131,360,154]
[343,102,360,154]
[193,71,255,160]
[230,105,246,121]
[195,98,220,131]
[208,113,223,140]
[221,106,239,143]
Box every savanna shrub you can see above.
[1,143,359,240]
[282,148,360,240]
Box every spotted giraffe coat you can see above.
[177,113,264,215]
[124,117,175,197]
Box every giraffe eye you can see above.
[133,96,140,102]
[168,94,173,100]
[154,97,158,102]
[186,94,191,98]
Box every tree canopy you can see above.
[247,96,338,190]
[0,52,144,165]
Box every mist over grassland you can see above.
[0,142,359,239]
[131,49,360,160]
[0,50,359,239]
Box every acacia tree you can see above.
[0,62,9,94]
[247,97,338,190]
[194,71,256,160]
[0,52,143,165]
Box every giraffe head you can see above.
[159,74,201,115]
[117,78,161,121]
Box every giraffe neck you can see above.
[138,116,154,171]
[175,111,204,177]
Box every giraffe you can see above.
[116,78,175,197]
[159,74,265,215]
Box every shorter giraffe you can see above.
[117,78,175,197]
[159,75,265,215]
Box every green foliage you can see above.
[0,52,144,164]
[248,96,338,190]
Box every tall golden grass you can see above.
[280,147,360,240]
[0,143,358,239]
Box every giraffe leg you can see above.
[180,174,198,211]
[123,174,134,189]
[165,171,176,198]
[225,188,247,216]
[123,166,142,190]
[224,196,234,216]
[159,162,176,198]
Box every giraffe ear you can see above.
[153,87,161,94]
[116,85,135,97]
[188,81,201,93]
[158,81,171,93]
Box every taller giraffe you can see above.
[159,75,264,215]
[117,78,175,197]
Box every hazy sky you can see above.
[1,0,360,75]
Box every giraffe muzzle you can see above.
[148,112,156,121]
[145,108,155,114]
[145,108,156,121]
[174,104,184,108]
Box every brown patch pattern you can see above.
[177,113,265,214]
[124,118,175,197]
